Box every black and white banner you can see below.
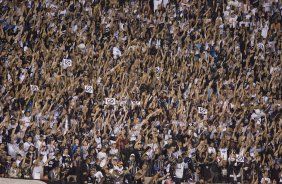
[62,59,72,69]
[84,85,93,93]
[198,107,208,114]
[105,98,116,105]
[236,154,244,163]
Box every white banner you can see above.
[236,154,244,163]
[30,85,39,92]
[198,107,208,114]
[84,85,93,93]
[62,58,72,69]
[119,99,128,106]
[131,101,141,106]
[105,98,116,105]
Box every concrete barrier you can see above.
[0,178,46,184]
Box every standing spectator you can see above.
[174,156,184,184]
[32,160,43,180]
[8,161,20,178]
[49,166,61,183]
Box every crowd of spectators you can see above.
[0,0,281,184]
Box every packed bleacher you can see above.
[0,0,281,184]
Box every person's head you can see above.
[129,154,135,161]
[12,161,17,168]
[101,146,107,152]
[41,144,46,150]
[68,176,75,182]
[40,135,44,141]
[74,138,79,145]
[117,161,123,168]
[56,153,61,159]
[168,138,173,145]
[112,157,118,165]
[111,143,116,148]
[262,171,268,177]
[82,140,88,146]
[63,148,69,155]
[199,179,205,184]
[177,156,183,163]
[142,164,148,171]
[25,111,31,117]
[6,155,11,162]
[15,154,22,161]
[0,143,5,150]
[143,153,149,161]
[38,154,44,160]
[27,136,33,143]
[86,157,90,164]
[75,155,81,161]
[46,128,52,134]
[29,146,35,152]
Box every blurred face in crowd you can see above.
[27,137,32,143]
[12,162,17,168]
[130,154,135,161]
[63,148,68,155]
[0,144,5,150]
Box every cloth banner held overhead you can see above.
[62,58,72,69]
[105,98,116,105]
[85,85,93,93]
[198,107,208,115]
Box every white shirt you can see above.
[95,137,102,149]
[8,143,19,159]
[208,147,216,154]
[154,0,162,12]
[261,27,268,39]
[16,159,22,167]
[175,162,185,178]
[94,171,104,183]
[20,116,31,125]
[35,140,46,150]
[24,142,34,152]
[261,177,271,184]
[263,3,271,12]
[32,165,43,179]
[219,148,228,160]
[40,151,48,163]
[109,148,119,156]
[97,151,107,161]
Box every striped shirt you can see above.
[128,161,138,176]
[154,159,164,175]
